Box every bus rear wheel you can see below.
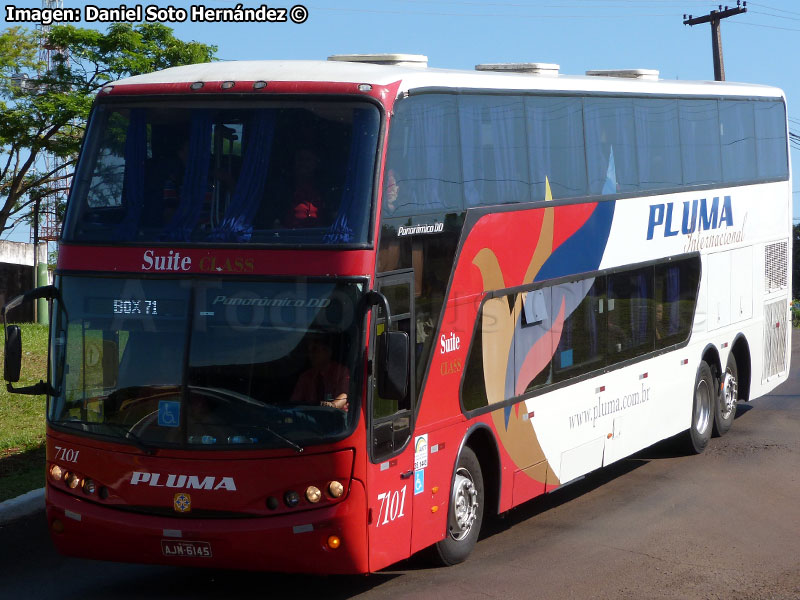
[432,446,484,566]
[685,361,714,454]
[713,354,738,437]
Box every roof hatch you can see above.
[585,69,659,80]
[475,62,559,76]
[327,53,428,68]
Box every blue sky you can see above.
[3,0,800,241]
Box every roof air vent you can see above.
[585,69,659,81]
[475,63,559,76]
[327,54,428,68]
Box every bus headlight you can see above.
[82,478,96,495]
[305,486,321,503]
[64,472,80,489]
[328,481,344,498]
[49,464,63,482]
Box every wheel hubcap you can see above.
[721,370,738,419]
[449,467,478,541]
[695,378,711,434]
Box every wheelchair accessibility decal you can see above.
[414,469,425,495]
[158,400,181,427]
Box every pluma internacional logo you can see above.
[130,472,237,491]
[646,195,733,240]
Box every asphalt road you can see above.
[1,336,799,600]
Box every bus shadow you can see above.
[477,402,757,545]
[480,457,649,540]
[84,567,398,600]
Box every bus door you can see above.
[367,271,416,571]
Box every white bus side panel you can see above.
[525,181,790,484]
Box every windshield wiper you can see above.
[58,418,158,455]
[233,422,304,454]
[189,386,304,453]
[96,422,158,455]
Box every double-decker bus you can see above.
[3,54,791,573]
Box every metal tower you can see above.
[33,0,68,242]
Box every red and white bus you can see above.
[3,54,791,573]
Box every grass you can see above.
[0,323,49,502]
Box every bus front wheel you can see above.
[713,354,738,437]
[432,446,484,566]
[685,361,714,454]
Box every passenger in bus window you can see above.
[285,148,326,228]
[290,335,349,411]
[143,136,187,225]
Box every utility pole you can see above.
[683,1,747,81]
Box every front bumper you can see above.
[46,479,369,574]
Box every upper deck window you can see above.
[64,100,380,245]
[382,93,788,219]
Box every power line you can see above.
[749,8,800,21]
[746,1,800,17]
[728,19,800,32]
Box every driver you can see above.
[290,335,349,411]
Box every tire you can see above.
[685,361,714,454]
[713,353,738,437]
[432,446,484,566]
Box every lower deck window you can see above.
[462,255,700,411]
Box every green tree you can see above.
[0,23,216,236]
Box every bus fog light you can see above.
[328,481,344,498]
[327,535,341,549]
[82,479,96,495]
[51,519,64,534]
[64,472,81,489]
[49,464,63,482]
[266,496,279,510]
[284,490,300,507]
[305,486,321,503]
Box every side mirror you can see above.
[4,325,22,383]
[377,330,409,401]
[2,286,60,396]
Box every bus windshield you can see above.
[63,99,380,245]
[48,275,365,450]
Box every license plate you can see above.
[161,540,212,558]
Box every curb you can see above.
[0,488,45,524]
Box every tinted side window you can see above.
[462,320,488,411]
[679,99,723,186]
[461,259,699,412]
[552,278,607,383]
[720,100,757,183]
[458,95,530,207]
[634,99,682,190]
[515,287,554,395]
[607,267,654,362]
[655,258,700,349]
[526,96,588,200]
[385,95,463,217]
[754,100,789,179]
[584,98,639,194]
